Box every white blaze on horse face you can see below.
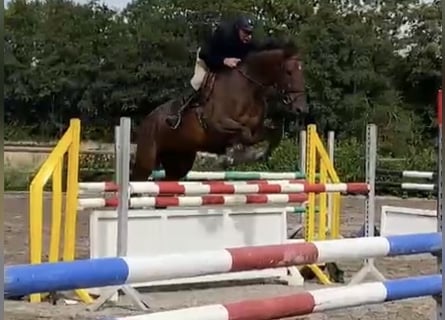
[285,58,307,113]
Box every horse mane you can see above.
[240,37,300,82]
[241,37,299,72]
[254,37,300,58]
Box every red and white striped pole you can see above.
[78,181,370,195]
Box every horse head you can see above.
[242,39,308,116]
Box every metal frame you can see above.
[437,89,443,320]
[88,118,149,311]
[348,105,443,317]
[349,124,385,284]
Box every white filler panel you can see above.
[380,205,437,236]
[89,205,303,295]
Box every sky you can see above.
[4,0,129,9]
[76,0,129,10]
[5,0,434,11]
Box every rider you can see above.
[165,15,258,128]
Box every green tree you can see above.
[4,0,441,146]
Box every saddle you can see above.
[199,72,216,103]
[166,73,216,129]
[182,72,216,109]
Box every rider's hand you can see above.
[223,58,241,68]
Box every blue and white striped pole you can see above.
[5,232,441,299]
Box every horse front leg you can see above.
[210,117,245,136]
[254,121,284,161]
[209,110,266,146]
[230,121,285,164]
[204,117,256,166]
[226,125,269,165]
[208,115,270,165]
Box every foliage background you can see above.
[4,0,442,193]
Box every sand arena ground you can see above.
[4,193,438,320]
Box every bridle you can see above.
[236,56,305,105]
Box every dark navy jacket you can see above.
[199,19,258,72]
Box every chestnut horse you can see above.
[131,40,308,181]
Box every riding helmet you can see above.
[235,16,254,32]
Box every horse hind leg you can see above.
[160,152,197,181]
[130,143,158,182]
[154,152,196,210]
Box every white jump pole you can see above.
[88,118,149,311]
